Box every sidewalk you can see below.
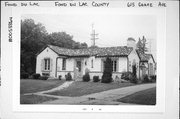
[42,83,156,105]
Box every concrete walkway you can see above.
[41,83,156,105]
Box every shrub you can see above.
[59,75,62,80]
[83,73,90,82]
[21,72,29,79]
[121,71,138,84]
[101,57,113,83]
[32,73,41,79]
[142,74,150,83]
[121,71,132,81]
[93,76,100,82]
[65,72,72,81]
[130,75,138,84]
[40,76,48,80]
[150,75,156,82]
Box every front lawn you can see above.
[20,94,57,104]
[46,81,135,97]
[116,87,156,105]
[20,79,65,94]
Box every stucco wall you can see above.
[57,58,75,79]
[148,56,155,75]
[36,47,58,77]
[118,57,128,72]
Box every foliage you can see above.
[93,76,100,82]
[121,71,132,80]
[65,73,72,81]
[21,72,29,79]
[101,57,113,83]
[150,75,156,82]
[136,36,148,53]
[142,74,150,83]
[32,73,41,79]
[58,75,62,80]
[83,72,90,82]
[21,19,88,75]
[40,76,49,80]
[121,71,138,84]
[132,65,136,77]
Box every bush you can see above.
[121,71,133,81]
[101,57,113,83]
[93,76,100,82]
[32,73,41,79]
[142,74,150,83]
[40,76,48,80]
[83,73,90,82]
[150,75,156,82]
[65,72,72,81]
[21,72,29,79]
[59,75,62,80]
[121,71,138,84]
[130,75,138,84]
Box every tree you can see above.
[21,18,89,75]
[101,57,113,83]
[21,19,48,74]
[136,36,148,53]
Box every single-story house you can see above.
[36,38,156,81]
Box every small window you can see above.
[112,60,117,72]
[91,59,93,68]
[62,58,66,70]
[44,58,50,71]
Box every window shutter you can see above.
[41,59,44,71]
[50,58,53,71]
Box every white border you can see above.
[11,6,166,112]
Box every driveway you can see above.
[41,83,156,105]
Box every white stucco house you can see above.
[36,38,156,81]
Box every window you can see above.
[91,59,93,68]
[112,60,117,72]
[44,58,50,71]
[102,59,118,72]
[62,58,66,70]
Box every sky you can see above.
[22,13,156,59]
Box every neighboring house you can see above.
[36,38,156,80]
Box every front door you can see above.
[76,60,83,79]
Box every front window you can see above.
[112,60,117,72]
[44,58,50,71]
[91,59,93,68]
[62,58,66,70]
[102,59,118,72]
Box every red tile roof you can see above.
[48,45,133,57]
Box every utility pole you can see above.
[91,23,98,47]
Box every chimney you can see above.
[127,37,136,50]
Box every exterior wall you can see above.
[57,58,75,79]
[88,57,126,80]
[118,57,127,72]
[36,47,58,78]
[148,56,155,76]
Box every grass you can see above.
[117,87,156,105]
[20,94,57,104]
[46,81,135,97]
[20,79,65,94]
